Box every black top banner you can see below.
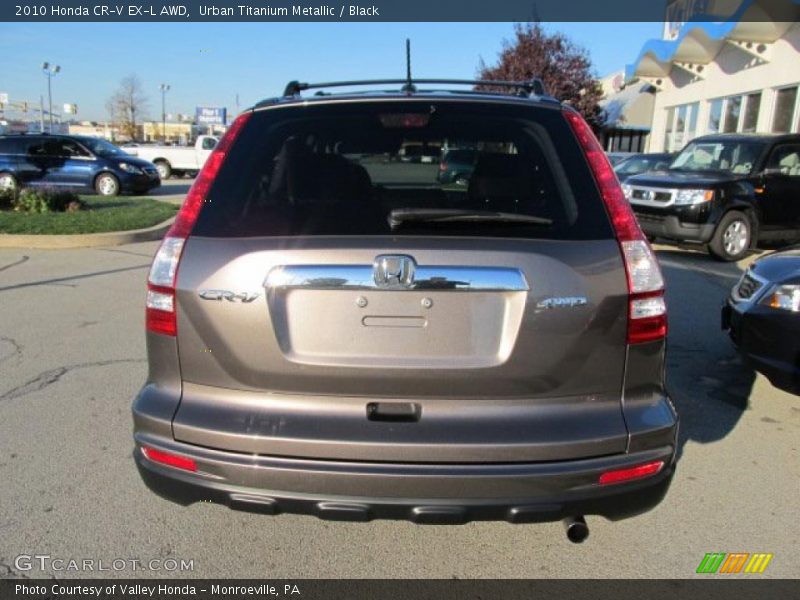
[3,0,799,22]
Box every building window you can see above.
[723,96,742,133]
[708,93,764,135]
[707,98,723,133]
[772,86,799,133]
[663,102,700,152]
[674,105,687,148]
[688,101,699,135]
[664,107,675,152]
[742,92,761,133]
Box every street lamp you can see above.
[159,83,170,143]
[41,62,61,133]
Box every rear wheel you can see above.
[154,160,172,180]
[95,173,120,197]
[709,211,751,262]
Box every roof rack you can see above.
[281,78,547,99]
[0,131,50,136]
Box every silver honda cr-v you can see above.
[132,79,678,542]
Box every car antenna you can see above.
[401,39,416,93]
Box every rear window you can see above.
[193,100,612,240]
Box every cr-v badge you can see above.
[198,289,261,303]
[536,296,588,310]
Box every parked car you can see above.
[623,134,800,261]
[722,246,800,395]
[0,134,160,196]
[614,152,675,184]
[398,142,441,164]
[132,78,677,542]
[437,148,477,184]
[126,135,218,179]
[606,151,635,166]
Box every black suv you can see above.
[132,79,677,543]
[623,134,800,261]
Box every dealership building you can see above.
[624,0,800,153]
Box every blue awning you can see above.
[626,0,800,80]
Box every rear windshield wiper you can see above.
[388,208,553,230]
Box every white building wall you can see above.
[647,22,800,151]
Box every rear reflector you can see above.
[598,460,664,485]
[141,446,197,472]
[145,303,176,337]
[626,311,668,345]
[564,108,667,345]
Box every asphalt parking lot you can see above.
[145,178,193,204]
[0,240,798,579]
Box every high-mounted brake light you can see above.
[563,109,667,345]
[146,111,252,336]
[141,446,197,472]
[598,460,664,485]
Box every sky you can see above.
[0,22,663,122]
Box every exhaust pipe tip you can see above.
[563,516,589,544]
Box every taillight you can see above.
[564,109,667,345]
[141,446,197,472]
[439,161,448,171]
[146,237,184,336]
[598,460,664,485]
[145,111,252,336]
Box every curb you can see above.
[0,217,175,249]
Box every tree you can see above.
[106,75,148,140]
[478,23,604,128]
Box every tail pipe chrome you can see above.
[563,516,589,544]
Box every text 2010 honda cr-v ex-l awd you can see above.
[132,79,678,543]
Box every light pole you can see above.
[41,62,60,133]
[159,83,170,143]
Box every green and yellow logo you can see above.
[696,553,773,574]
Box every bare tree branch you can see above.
[106,75,149,140]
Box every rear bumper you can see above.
[133,434,676,524]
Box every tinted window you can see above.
[78,137,127,157]
[767,145,800,177]
[670,140,766,175]
[54,139,90,157]
[25,139,49,156]
[194,101,613,240]
[615,155,668,176]
[201,137,217,150]
[444,150,477,163]
[0,138,20,154]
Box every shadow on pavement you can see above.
[655,248,757,458]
